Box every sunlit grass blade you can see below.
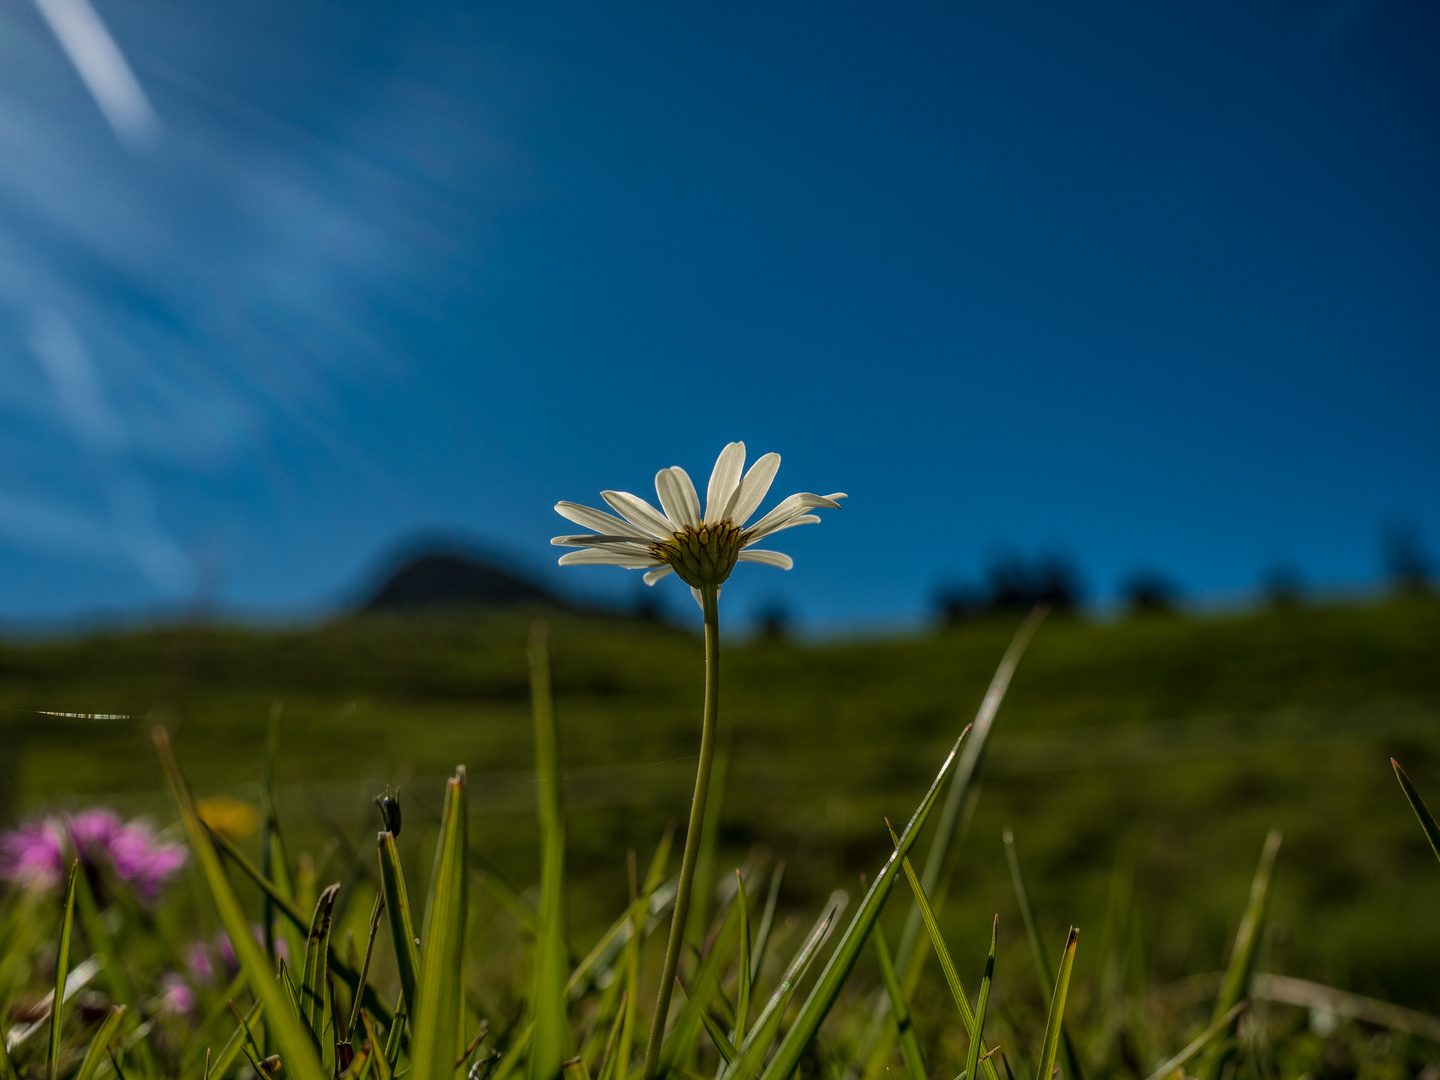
[1392,758,1440,863]
[754,724,973,1080]
[301,884,341,1046]
[563,1057,593,1080]
[965,918,997,1080]
[206,822,393,1025]
[723,893,844,1080]
[73,1003,125,1080]
[1003,830,1083,1080]
[378,829,422,1023]
[872,922,925,1080]
[209,1000,264,1080]
[734,871,753,1041]
[530,622,573,1080]
[858,608,1046,1080]
[887,821,999,1080]
[1141,1001,1247,1080]
[154,727,328,1080]
[1033,929,1078,1080]
[362,1010,395,1080]
[50,857,79,1080]
[750,861,784,986]
[412,768,470,1080]
[1202,830,1281,1080]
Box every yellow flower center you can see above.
[651,522,743,589]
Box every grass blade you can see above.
[378,830,422,1024]
[301,884,341,1046]
[1003,831,1084,1080]
[965,918,997,1080]
[699,1011,737,1066]
[0,1024,18,1080]
[723,894,844,1080]
[412,768,470,1080]
[209,1000,265,1080]
[618,828,673,1080]
[734,871,753,1041]
[530,622,573,1080]
[660,900,742,1073]
[1141,1002,1247,1080]
[362,1011,395,1080]
[280,957,303,1019]
[1202,830,1281,1080]
[1033,929,1079,1080]
[346,896,385,1044]
[754,724,973,1080]
[562,1058,593,1080]
[888,822,998,1080]
[154,726,328,1080]
[872,923,925,1080]
[857,608,1046,1080]
[50,858,79,1080]
[74,1004,125,1080]
[595,992,629,1080]
[750,862,785,986]
[73,870,155,1080]
[1392,758,1440,864]
[898,606,1048,971]
[206,823,394,1026]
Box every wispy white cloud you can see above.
[27,308,191,594]
[30,0,160,150]
[28,308,126,451]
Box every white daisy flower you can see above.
[552,442,845,599]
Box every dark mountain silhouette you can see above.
[360,547,571,613]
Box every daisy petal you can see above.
[556,538,656,556]
[643,565,675,586]
[678,468,703,524]
[724,452,781,525]
[558,549,659,568]
[742,492,845,541]
[745,514,821,541]
[705,442,746,523]
[555,501,651,539]
[736,549,793,570]
[551,534,654,548]
[602,490,677,539]
[655,467,702,528]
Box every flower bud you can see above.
[374,790,402,837]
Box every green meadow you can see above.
[3,591,1437,1024]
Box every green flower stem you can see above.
[643,582,721,1080]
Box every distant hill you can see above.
[360,547,571,612]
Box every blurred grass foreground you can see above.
[0,592,1436,1080]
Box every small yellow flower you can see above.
[553,442,845,599]
[196,796,261,842]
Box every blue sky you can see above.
[0,0,1436,630]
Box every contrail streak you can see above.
[31,0,160,148]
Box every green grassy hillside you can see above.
[2,594,1438,1010]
